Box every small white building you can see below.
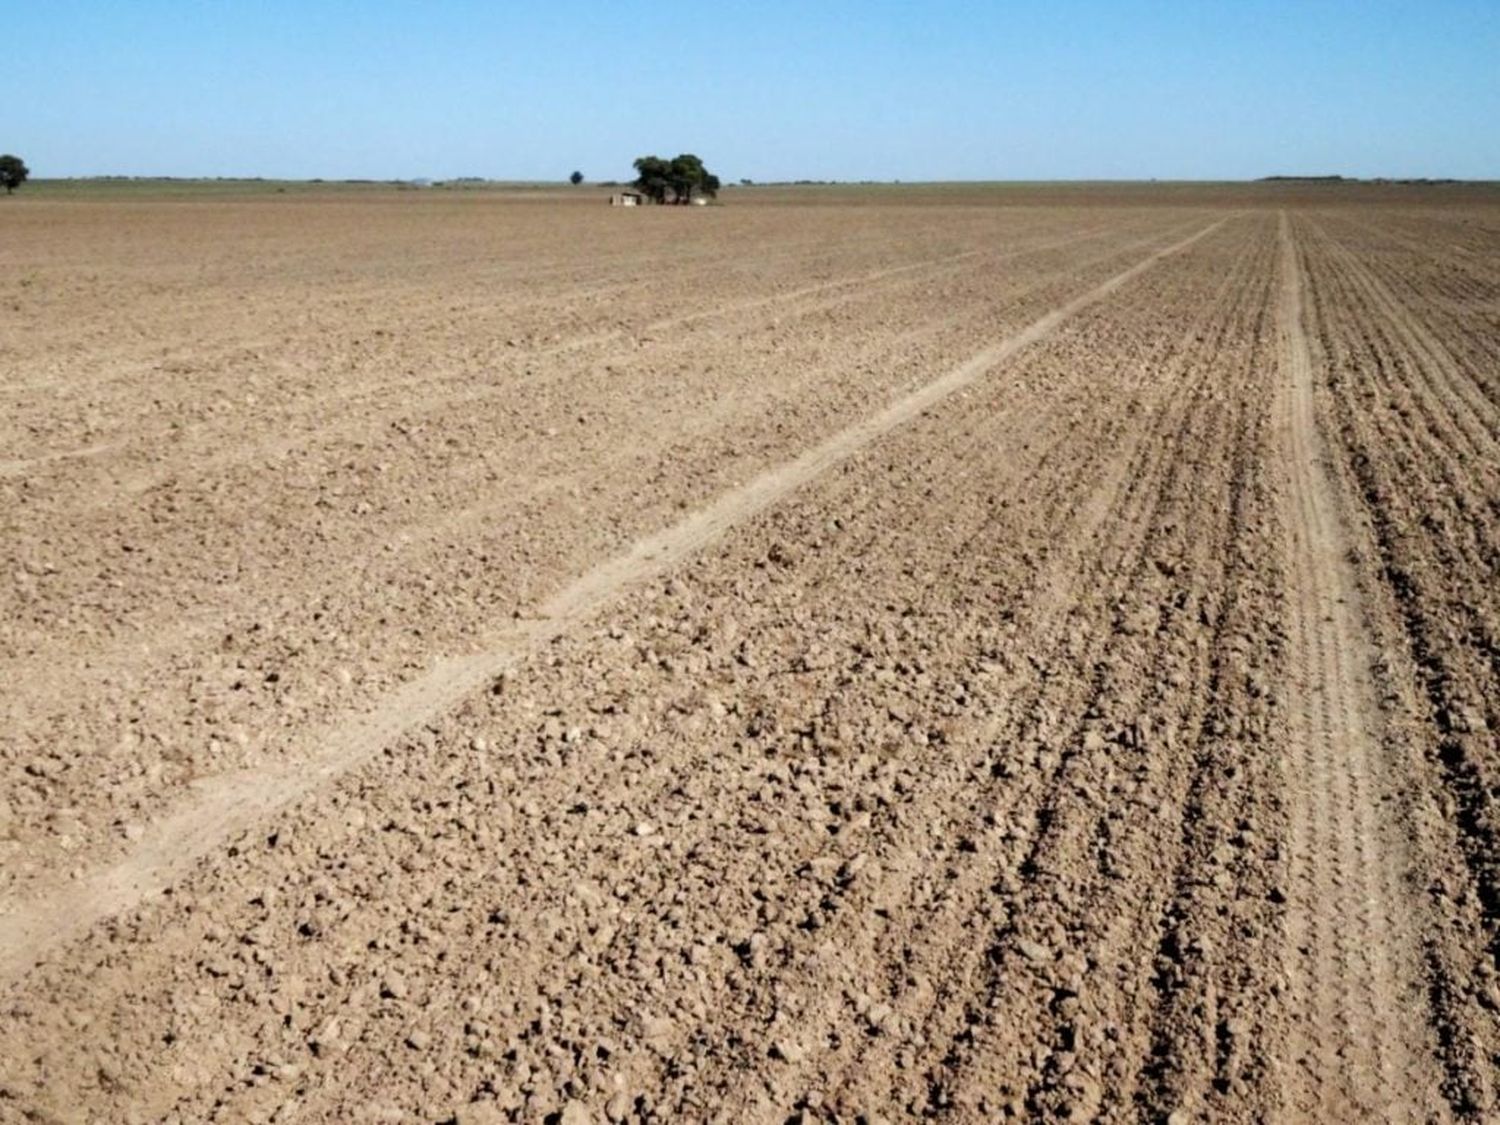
[610,191,644,206]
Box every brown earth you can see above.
[1,184,1497,1122]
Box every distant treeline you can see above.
[1260,175,1462,184]
[62,175,417,185]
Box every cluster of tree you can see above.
[1,154,29,194]
[631,154,720,204]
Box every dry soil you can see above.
[1,184,1498,1122]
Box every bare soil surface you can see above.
[2,185,1497,1122]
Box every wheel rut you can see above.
[1275,211,1445,1121]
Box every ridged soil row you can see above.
[1293,218,1499,707]
[0,216,1199,898]
[1306,219,1499,456]
[672,216,1265,1120]
[1313,210,1500,326]
[905,214,1284,1123]
[1329,211,1500,410]
[113,216,1149,503]
[0,206,971,404]
[0,208,1131,451]
[1123,313,1287,1124]
[0,234,980,479]
[787,215,1275,1121]
[1297,213,1500,1118]
[0,222,1226,1122]
[51,224,1083,495]
[0,216,1101,480]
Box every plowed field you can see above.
[2,185,1498,1122]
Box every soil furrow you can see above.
[1307,219,1499,457]
[734,237,1263,1118]
[925,217,1280,1121]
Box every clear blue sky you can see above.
[9,1,1498,181]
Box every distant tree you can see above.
[668,154,704,203]
[0,154,29,195]
[632,153,720,204]
[569,170,584,185]
[632,155,672,204]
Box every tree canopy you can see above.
[0,154,29,195]
[569,170,584,185]
[632,154,719,204]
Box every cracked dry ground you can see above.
[2,187,1499,1123]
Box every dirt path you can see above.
[0,218,1224,991]
[1274,212,1446,1120]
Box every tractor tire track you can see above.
[1274,211,1447,1121]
